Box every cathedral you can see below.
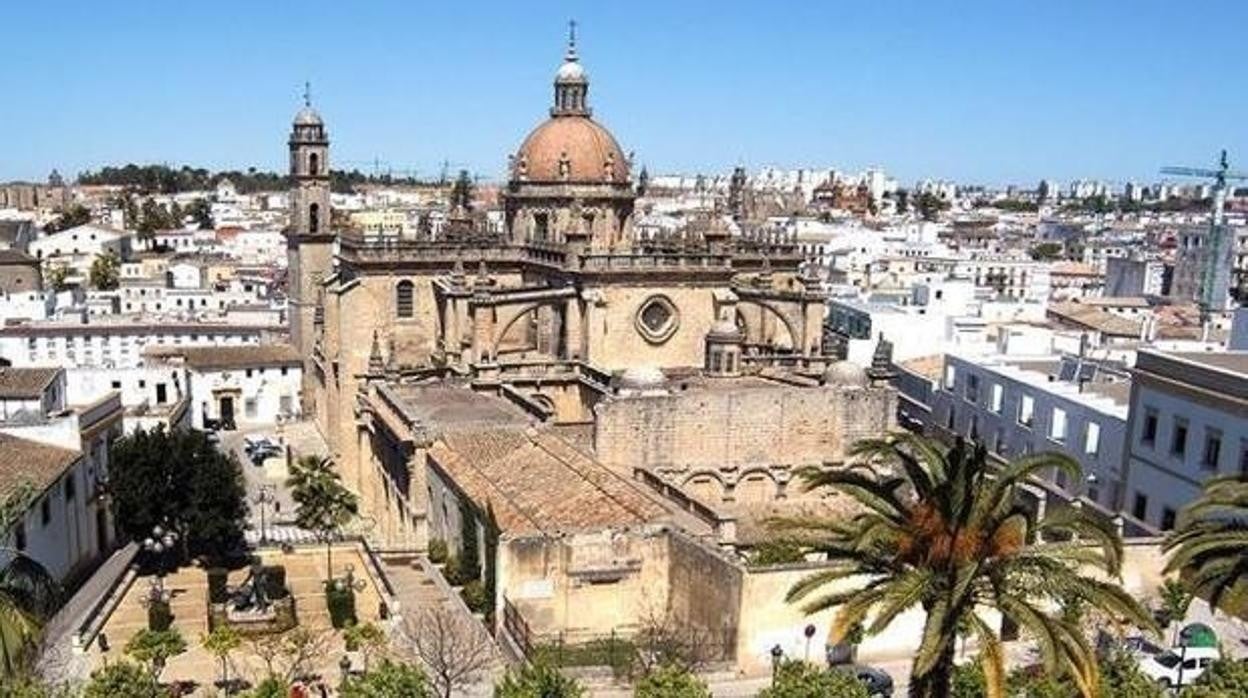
[286,29,896,664]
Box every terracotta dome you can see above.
[515,116,629,184]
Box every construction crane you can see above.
[1160,149,1248,336]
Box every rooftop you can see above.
[430,425,667,536]
[1166,351,1248,377]
[0,432,79,502]
[0,367,59,400]
[144,344,300,371]
[383,384,529,429]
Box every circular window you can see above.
[635,295,679,344]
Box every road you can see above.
[217,425,298,540]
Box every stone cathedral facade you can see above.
[286,32,896,561]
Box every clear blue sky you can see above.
[1,1,1245,186]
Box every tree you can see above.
[776,434,1156,698]
[756,660,868,698]
[1164,475,1248,613]
[187,198,214,230]
[83,661,163,698]
[249,627,331,687]
[1028,242,1064,261]
[45,263,71,292]
[635,664,711,698]
[449,170,474,212]
[288,455,358,580]
[494,662,584,698]
[202,624,242,691]
[916,192,950,222]
[340,659,433,698]
[343,621,387,673]
[109,426,247,561]
[89,250,121,290]
[43,204,91,233]
[0,675,74,698]
[0,483,59,679]
[748,538,807,567]
[124,627,187,679]
[406,607,494,698]
[1157,578,1194,643]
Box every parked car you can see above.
[831,664,894,698]
[1137,646,1220,689]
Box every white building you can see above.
[29,224,133,275]
[144,345,302,429]
[1121,350,1248,532]
[929,352,1131,513]
[0,367,121,582]
[0,319,269,369]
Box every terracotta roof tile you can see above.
[0,367,59,400]
[0,432,79,501]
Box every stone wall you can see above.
[594,382,897,498]
[583,284,720,369]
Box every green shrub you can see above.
[262,565,287,599]
[83,662,163,698]
[207,567,229,604]
[747,539,807,567]
[325,581,358,629]
[635,664,712,698]
[442,555,463,586]
[460,579,487,613]
[495,662,585,698]
[758,661,868,698]
[428,539,448,564]
[147,598,173,631]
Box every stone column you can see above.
[564,294,583,360]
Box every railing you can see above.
[503,597,534,658]
[580,252,732,271]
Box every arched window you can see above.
[309,152,319,176]
[395,280,414,318]
[309,203,320,234]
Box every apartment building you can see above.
[1122,350,1248,530]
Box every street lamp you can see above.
[769,644,784,687]
[339,654,352,683]
[143,524,179,596]
[254,485,276,544]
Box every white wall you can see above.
[189,363,302,428]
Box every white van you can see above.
[1137,646,1220,688]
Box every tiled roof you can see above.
[143,344,300,370]
[431,426,666,536]
[0,432,79,502]
[0,367,59,400]
[0,250,39,266]
[1047,301,1141,337]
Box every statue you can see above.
[558,151,571,180]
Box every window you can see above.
[65,476,76,501]
[245,398,257,419]
[945,405,956,430]
[155,383,167,404]
[279,395,293,416]
[1132,493,1148,521]
[14,523,25,552]
[40,498,50,525]
[1049,407,1067,443]
[309,152,320,176]
[1161,508,1177,531]
[1084,421,1101,456]
[309,203,320,234]
[111,380,121,390]
[990,384,1003,413]
[1202,429,1222,471]
[395,280,414,318]
[943,364,957,390]
[1141,408,1158,446]
[281,367,288,376]
[1017,395,1035,428]
[969,414,980,442]
[994,429,1008,455]
[245,369,254,378]
[1170,418,1188,458]
[965,374,980,403]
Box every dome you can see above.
[556,60,587,82]
[618,366,667,391]
[294,106,323,126]
[515,116,629,184]
[823,361,868,387]
[707,318,742,340]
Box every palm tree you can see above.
[776,434,1155,698]
[1,485,59,678]
[1164,474,1248,611]
[288,456,358,580]
[0,553,59,679]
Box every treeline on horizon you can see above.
[75,164,442,195]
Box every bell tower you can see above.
[286,84,334,383]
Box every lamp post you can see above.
[339,654,352,684]
[254,485,276,544]
[769,644,784,687]
[142,524,179,596]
